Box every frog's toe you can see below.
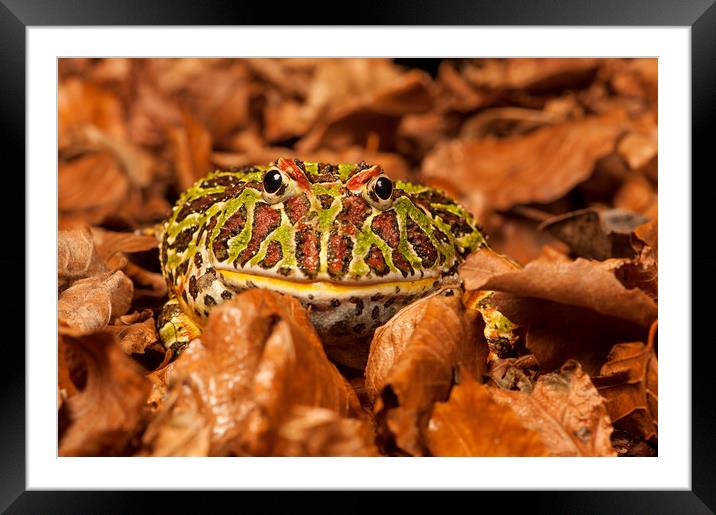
[157,297,201,355]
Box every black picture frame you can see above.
[2,0,712,512]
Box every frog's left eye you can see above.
[364,175,394,210]
[262,168,294,204]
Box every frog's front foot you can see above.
[157,296,202,355]
[467,290,520,362]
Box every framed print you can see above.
[3,0,714,511]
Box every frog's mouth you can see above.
[216,268,446,299]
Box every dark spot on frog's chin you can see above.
[395,286,401,294]
[194,308,202,318]
[384,298,395,309]
[221,290,233,300]
[329,320,350,336]
[330,299,340,308]
[203,310,210,317]
[371,305,380,320]
[444,290,455,297]
[307,294,314,300]
[188,275,199,299]
[370,293,384,302]
[349,296,364,316]
[203,294,216,306]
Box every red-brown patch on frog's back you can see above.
[338,195,371,228]
[406,217,437,268]
[212,207,246,262]
[260,240,284,269]
[327,231,354,278]
[285,193,310,224]
[371,211,400,248]
[237,203,281,266]
[365,244,389,276]
[295,227,320,279]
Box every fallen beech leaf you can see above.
[490,360,616,456]
[488,293,646,375]
[58,270,134,335]
[58,225,107,291]
[457,246,522,287]
[426,370,548,456]
[108,314,158,355]
[122,260,168,299]
[614,174,658,219]
[58,151,130,222]
[274,406,379,457]
[156,291,361,456]
[59,332,150,456]
[90,227,159,261]
[297,69,434,152]
[539,208,649,260]
[140,389,211,457]
[593,322,658,442]
[460,257,657,328]
[365,289,484,456]
[422,112,631,211]
[58,77,127,150]
[461,58,600,92]
[487,354,540,392]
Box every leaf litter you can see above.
[56,57,658,457]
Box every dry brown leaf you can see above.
[296,69,434,152]
[273,406,380,457]
[539,208,649,260]
[365,289,484,456]
[59,332,151,456]
[152,290,361,456]
[58,225,107,291]
[460,256,657,328]
[461,58,600,92]
[457,246,522,286]
[58,270,134,335]
[90,227,159,261]
[426,370,548,456]
[108,313,158,355]
[58,77,127,150]
[58,152,130,223]
[422,111,631,211]
[490,361,616,456]
[593,322,658,442]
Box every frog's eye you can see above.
[364,175,394,210]
[262,168,293,204]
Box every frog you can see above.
[157,158,515,367]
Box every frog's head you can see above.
[163,158,485,303]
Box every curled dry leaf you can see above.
[59,151,130,224]
[90,226,159,261]
[58,225,106,291]
[365,289,484,456]
[539,208,649,260]
[460,255,657,328]
[459,58,600,93]
[107,310,158,355]
[593,321,658,442]
[58,270,134,336]
[273,406,380,457]
[422,111,631,211]
[490,360,616,456]
[297,69,434,152]
[150,290,361,456]
[426,369,548,456]
[59,332,151,456]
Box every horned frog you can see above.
[157,158,514,367]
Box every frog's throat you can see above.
[216,268,446,299]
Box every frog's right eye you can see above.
[262,168,293,204]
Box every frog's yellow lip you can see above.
[216,268,443,298]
